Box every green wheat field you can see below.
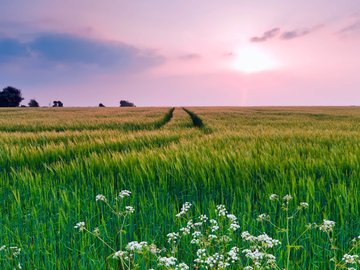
[1,107,359,269]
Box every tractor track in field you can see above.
[183,108,211,133]
[156,107,175,128]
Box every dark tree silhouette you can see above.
[120,100,135,107]
[28,99,40,107]
[53,101,64,107]
[0,86,24,107]
[99,103,106,107]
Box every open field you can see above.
[1,107,360,269]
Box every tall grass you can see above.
[0,107,359,269]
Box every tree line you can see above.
[0,86,136,108]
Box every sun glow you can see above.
[232,46,281,73]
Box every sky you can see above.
[1,0,360,106]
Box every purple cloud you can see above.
[280,29,311,40]
[250,28,280,42]
[281,25,323,40]
[250,25,323,42]
[0,32,165,71]
[338,20,360,35]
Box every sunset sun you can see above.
[232,46,281,73]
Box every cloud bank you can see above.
[0,33,164,72]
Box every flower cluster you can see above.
[170,204,242,269]
[0,245,22,269]
[158,256,177,267]
[95,194,106,202]
[0,245,21,258]
[74,221,86,232]
[176,202,192,218]
[74,190,360,270]
[319,220,336,233]
[241,231,280,269]
[113,241,159,262]
[342,254,359,264]
[119,190,131,199]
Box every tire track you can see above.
[183,108,211,133]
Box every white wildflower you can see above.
[158,256,177,267]
[257,213,270,222]
[95,194,106,202]
[229,222,240,231]
[176,262,189,270]
[191,231,202,244]
[113,250,129,260]
[269,194,278,201]
[210,219,218,225]
[180,227,190,235]
[342,254,359,264]
[126,241,148,251]
[119,190,131,199]
[241,231,256,242]
[125,206,135,214]
[208,234,217,240]
[180,226,191,235]
[74,222,86,232]
[243,248,265,261]
[227,214,237,222]
[319,220,336,233]
[228,247,239,262]
[210,219,220,232]
[216,205,228,217]
[167,232,179,244]
[299,202,309,209]
[283,194,293,202]
[197,248,207,258]
[176,202,192,218]
[256,233,281,248]
[242,231,280,248]
[149,244,159,254]
[194,249,207,264]
[9,246,21,257]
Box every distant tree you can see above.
[0,86,24,107]
[20,105,26,107]
[120,100,135,107]
[99,103,106,107]
[28,99,40,107]
[53,101,64,107]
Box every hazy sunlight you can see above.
[232,46,281,74]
